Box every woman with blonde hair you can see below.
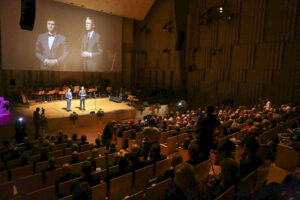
[165,162,208,200]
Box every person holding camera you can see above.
[33,107,41,139]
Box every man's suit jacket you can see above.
[35,33,68,70]
[81,31,103,71]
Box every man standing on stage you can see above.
[35,18,68,70]
[66,89,72,112]
[79,86,86,111]
[81,17,103,71]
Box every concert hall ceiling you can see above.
[54,0,156,20]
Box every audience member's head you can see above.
[171,153,183,169]
[81,161,93,176]
[174,163,198,192]
[72,133,78,141]
[81,135,87,144]
[72,182,92,200]
[62,163,71,176]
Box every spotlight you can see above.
[18,117,23,122]
[178,102,183,107]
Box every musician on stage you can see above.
[66,88,72,112]
[79,86,87,111]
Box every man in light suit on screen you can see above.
[81,17,103,71]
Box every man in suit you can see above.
[78,86,86,111]
[66,89,72,112]
[81,17,103,71]
[35,18,68,70]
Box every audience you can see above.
[0,102,298,200]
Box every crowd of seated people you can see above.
[0,102,299,200]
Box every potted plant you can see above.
[96,109,104,120]
[69,112,78,127]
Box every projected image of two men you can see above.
[0,0,122,72]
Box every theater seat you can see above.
[145,178,171,200]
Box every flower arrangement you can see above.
[96,109,104,119]
[69,112,78,124]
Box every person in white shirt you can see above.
[35,18,68,70]
[81,17,103,71]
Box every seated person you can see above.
[105,157,130,181]
[72,182,92,200]
[165,162,208,200]
[126,144,145,170]
[156,153,183,183]
[56,163,80,197]
[240,136,262,178]
[108,152,122,168]
[92,138,103,149]
[80,135,89,146]
[69,151,80,164]
[72,144,80,152]
[72,133,78,141]
[88,148,100,170]
[186,143,204,166]
[79,161,100,186]
[209,141,240,198]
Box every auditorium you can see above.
[0,0,299,199]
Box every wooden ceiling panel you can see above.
[54,0,156,20]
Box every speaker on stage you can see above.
[20,0,36,31]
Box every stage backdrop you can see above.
[0,0,122,72]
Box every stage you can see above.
[15,97,135,119]
[0,98,169,143]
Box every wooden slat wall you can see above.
[186,0,300,105]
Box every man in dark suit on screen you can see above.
[35,18,68,70]
[81,17,103,71]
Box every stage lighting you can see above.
[18,117,23,122]
[178,102,183,107]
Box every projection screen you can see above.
[0,0,122,72]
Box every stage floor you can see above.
[14,97,135,119]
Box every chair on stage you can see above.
[45,89,56,102]
[87,87,96,98]
[73,86,80,99]
[32,90,45,102]
[106,87,112,96]
[58,88,68,100]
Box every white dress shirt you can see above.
[48,32,56,50]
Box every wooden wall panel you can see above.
[186,0,299,105]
